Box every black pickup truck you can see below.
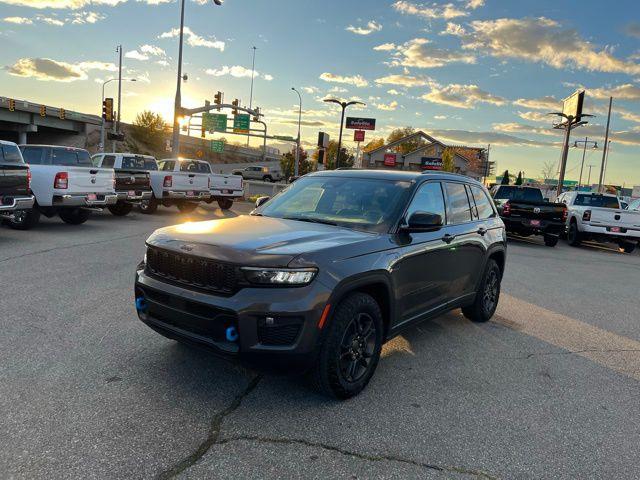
[491,185,566,247]
[0,140,34,220]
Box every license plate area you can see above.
[187,191,195,197]
[610,226,622,233]
[87,193,97,201]
[530,219,541,227]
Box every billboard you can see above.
[354,130,365,142]
[346,117,376,130]
[421,157,443,170]
[562,90,584,122]
[384,153,397,167]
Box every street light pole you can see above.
[247,46,257,147]
[574,137,597,188]
[172,0,223,157]
[292,87,302,177]
[597,97,613,193]
[114,44,123,153]
[100,77,136,153]
[324,98,365,169]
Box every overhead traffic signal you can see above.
[59,108,65,120]
[39,105,46,117]
[214,91,223,105]
[232,99,239,115]
[252,107,261,122]
[8,99,15,112]
[102,98,114,122]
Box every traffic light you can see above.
[102,98,114,122]
[201,122,206,138]
[39,105,46,117]
[59,108,65,120]
[252,107,260,122]
[8,99,15,112]
[214,91,223,105]
[232,99,239,115]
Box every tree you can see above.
[363,138,384,153]
[441,147,455,172]
[540,161,556,183]
[501,170,510,185]
[280,146,311,179]
[515,171,523,185]
[312,140,354,170]
[130,111,168,151]
[386,127,426,155]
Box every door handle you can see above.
[441,233,456,244]
[477,227,488,236]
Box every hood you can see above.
[146,215,376,267]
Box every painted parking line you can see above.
[495,294,640,381]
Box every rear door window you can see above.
[20,146,49,165]
[0,144,24,163]
[102,155,116,168]
[444,182,473,224]
[470,185,496,219]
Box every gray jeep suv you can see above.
[134,170,506,398]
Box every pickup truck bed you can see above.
[0,141,35,216]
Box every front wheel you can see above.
[310,293,383,399]
[217,198,233,210]
[176,201,197,213]
[462,258,502,323]
[108,201,133,217]
[139,196,158,214]
[262,175,273,183]
[7,208,40,230]
[59,208,90,225]
[544,234,559,247]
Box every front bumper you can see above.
[163,190,211,201]
[0,195,35,212]
[503,217,564,236]
[52,193,118,207]
[116,190,152,203]
[134,268,330,371]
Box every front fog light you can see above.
[242,267,317,286]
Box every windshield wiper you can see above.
[282,216,338,226]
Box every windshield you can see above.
[494,186,543,202]
[0,144,23,163]
[258,175,412,233]
[574,194,620,208]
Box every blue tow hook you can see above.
[225,326,239,342]
[135,296,148,313]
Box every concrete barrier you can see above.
[243,180,288,198]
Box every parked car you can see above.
[199,162,244,210]
[140,158,211,214]
[491,185,567,247]
[0,140,35,221]
[11,145,116,229]
[232,165,282,183]
[91,153,153,216]
[558,191,640,253]
[134,170,507,398]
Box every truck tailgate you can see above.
[590,208,640,230]
[67,167,114,193]
[0,164,30,197]
[506,201,565,222]
[211,174,243,192]
[173,172,209,192]
[114,169,150,191]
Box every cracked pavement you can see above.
[1,204,639,479]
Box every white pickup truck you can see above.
[558,191,640,253]
[10,145,116,229]
[203,162,243,210]
[140,158,211,214]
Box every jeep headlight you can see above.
[241,267,317,286]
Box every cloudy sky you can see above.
[1,0,639,185]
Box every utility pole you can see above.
[574,137,597,188]
[602,140,612,186]
[292,87,302,177]
[113,45,122,153]
[587,164,595,187]
[597,97,613,193]
[247,46,257,147]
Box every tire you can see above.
[567,221,582,246]
[176,201,197,213]
[544,234,559,247]
[139,195,158,214]
[217,198,233,210]
[620,242,636,254]
[462,258,502,323]
[7,208,40,230]
[262,175,273,183]
[108,201,133,217]
[310,293,383,399]
[59,208,90,225]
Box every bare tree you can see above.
[541,160,556,183]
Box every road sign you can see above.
[346,117,376,130]
[562,90,584,123]
[354,130,365,142]
[318,132,330,148]
[233,114,250,133]
[384,153,397,167]
[274,135,296,142]
[211,140,225,153]
[203,113,227,132]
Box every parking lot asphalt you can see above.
[1,204,639,479]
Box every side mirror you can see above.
[255,196,270,208]
[402,211,443,232]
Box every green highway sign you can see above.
[210,139,225,153]
[274,135,295,141]
[233,114,251,133]
[203,113,227,132]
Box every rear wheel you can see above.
[217,198,233,210]
[567,221,582,246]
[108,201,133,217]
[544,234,559,247]
[310,293,383,399]
[59,208,90,225]
[139,195,158,214]
[462,259,501,323]
[176,201,197,213]
[7,208,40,230]
[619,242,636,254]
[262,175,273,183]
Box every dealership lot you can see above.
[1,204,639,479]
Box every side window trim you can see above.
[399,180,447,228]
[443,181,474,226]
